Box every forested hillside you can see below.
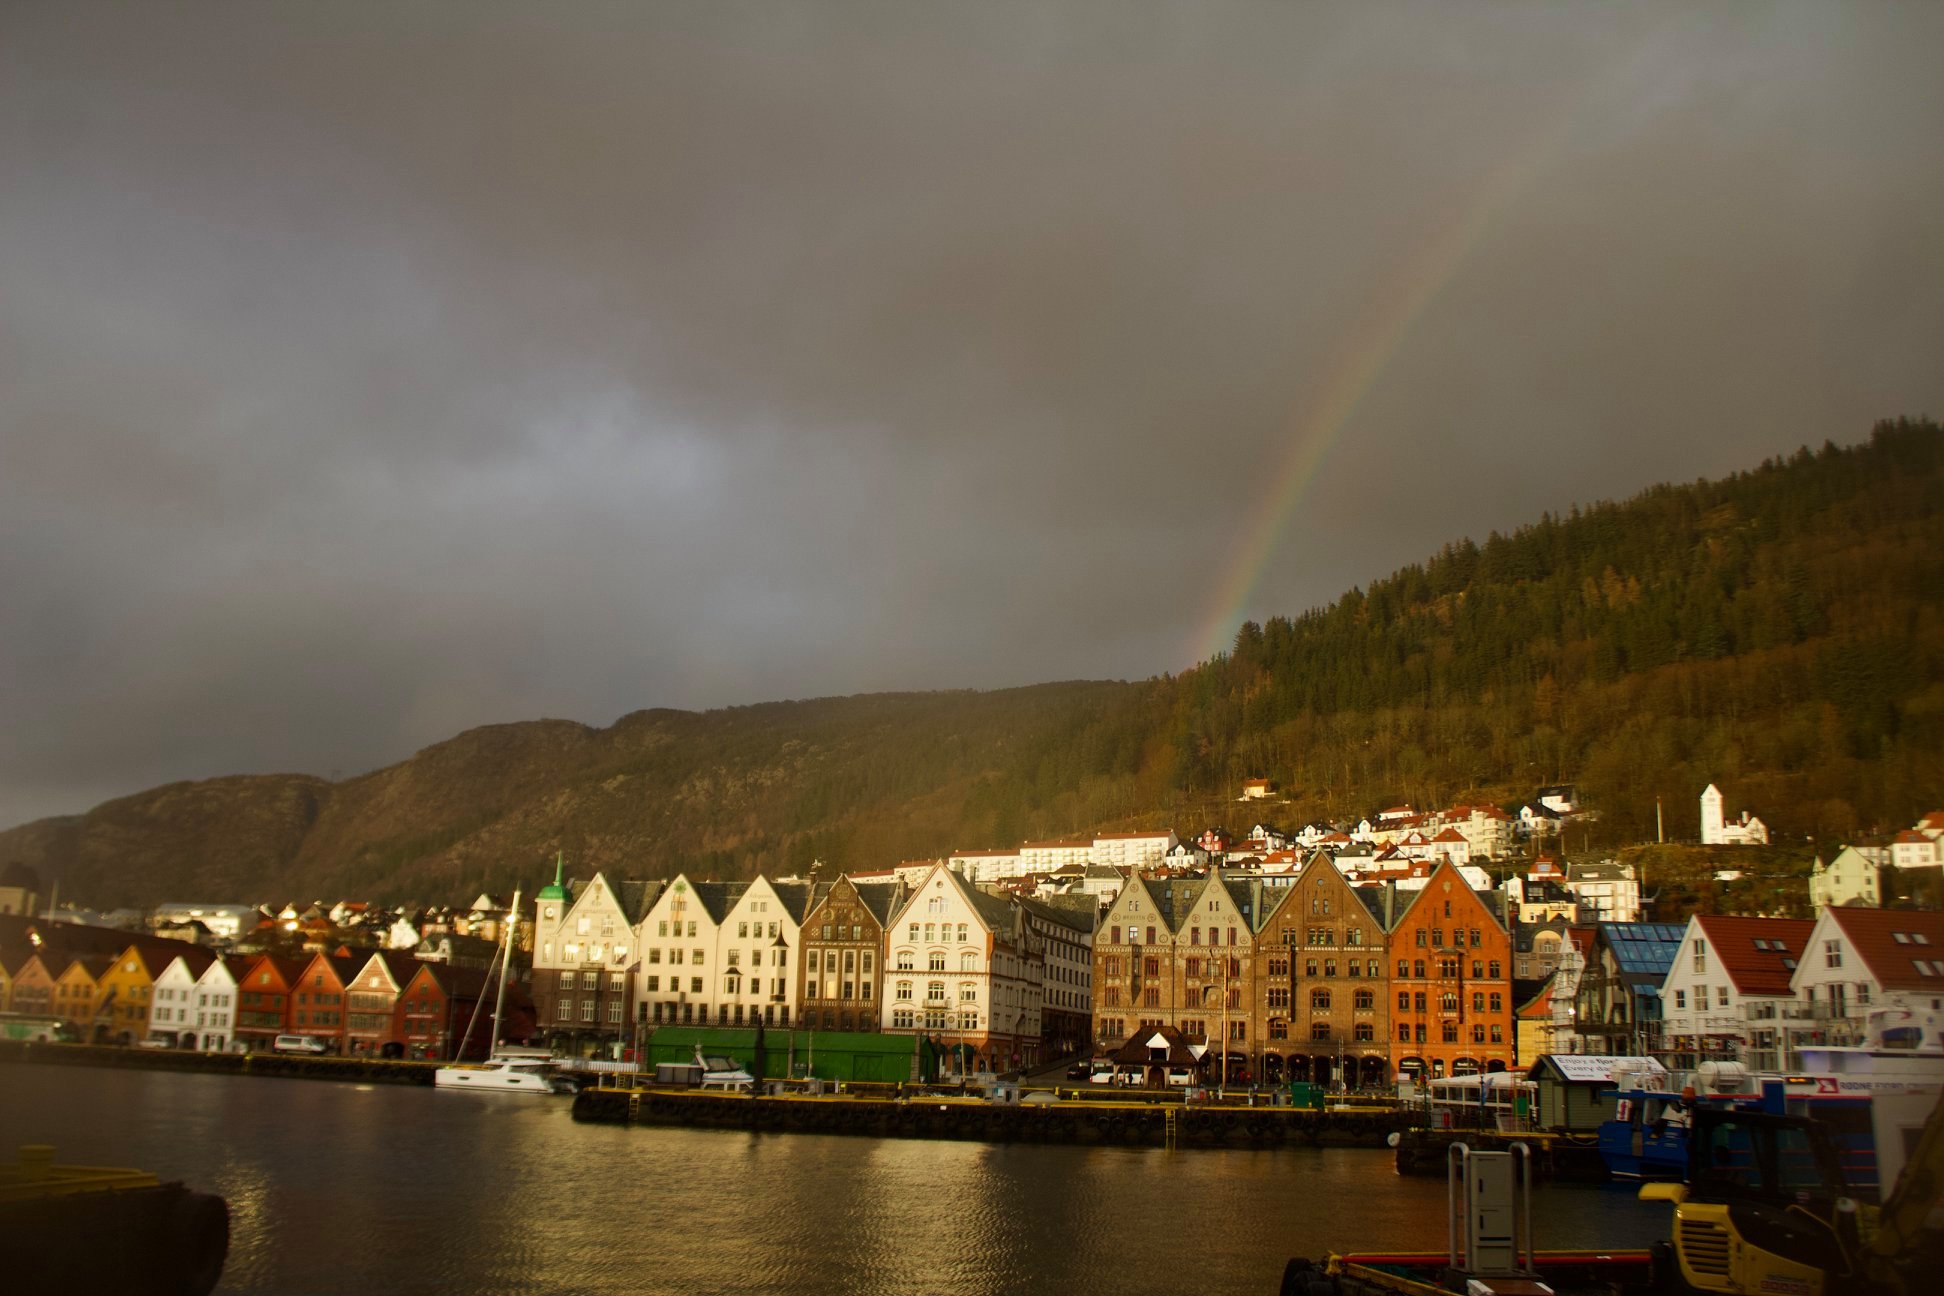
[4,420,1938,905]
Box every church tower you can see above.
[1699,784,1725,845]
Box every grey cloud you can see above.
[3,2,1942,827]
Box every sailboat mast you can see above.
[490,888,521,1050]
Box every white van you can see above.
[273,1034,329,1055]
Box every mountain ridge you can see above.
[7,419,1940,906]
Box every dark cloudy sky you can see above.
[4,3,1942,828]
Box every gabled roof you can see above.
[1516,975,1554,1019]
[685,881,749,925]
[1692,915,1815,996]
[616,880,666,925]
[158,947,220,980]
[1388,858,1509,934]
[1819,908,1944,992]
[851,880,907,927]
[1014,894,1094,934]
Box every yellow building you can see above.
[1515,978,1556,1068]
[52,955,113,1035]
[94,945,171,1044]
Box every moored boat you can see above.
[0,1143,229,1296]
[434,1049,577,1095]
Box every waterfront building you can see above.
[1572,922,1683,1056]
[0,950,13,1012]
[398,961,495,1060]
[1787,908,1944,1048]
[192,956,250,1052]
[532,865,660,1053]
[798,875,904,1032]
[148,949,218,1046]
[1016,894,1096,1060]
[8,951,58,1017]
[1385,859,1515,1081]
[713,876,816,1029]
[882,863,1045,1074]
[1515,978,1556,1064]
[53,954,111,1037]
[235,954,308,1050]
[1253,854,1390,1090]
[636,874,748,1028]
[290,952,357,1053]
[344,950,421,1056]
[1657,914,1813,1072]
[95,944,178,1046]
[1093,874,1194,1054]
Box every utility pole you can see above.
[1656,798,1664,845]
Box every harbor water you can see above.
[1,1064,1668,1295]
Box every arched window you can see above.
[959,951,977,971]
[1310,989,1331,1011]
[926,982,945,1003]
[1441,992,1458,1012]
[895,981,912,1001]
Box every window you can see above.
[1825,941,1843,969]
[1269,1018,1288,1040]
[929,952,946,972]
[1415,930,1427,947]
[1488,961,1501,979]
[560,971,575,991]
[927,982,945,1003]
[1397,1024,1411,1042]
[690,977,702,993]
[1355,1022,1374,1042]
[1717,986,1729,1007]
[1675,989,1687,1009]
[1309,1023,1331,1041]
[1441,1023,1458,1043]
[1441,992,1458,1012]
[1396,991,1410,1011]
[645,976,659,992]
[580,1000,596,1022]
[1397,960,1409,978]
[1310,989,1331,1011]
[1693,939,1706,974]
[896,981,912,1001]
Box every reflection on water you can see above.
[0,1065,1668,1295]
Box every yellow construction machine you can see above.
[1640,1088,1944,1296]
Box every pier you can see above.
[572,1084,1417,1149]
[0,1039,438,1086]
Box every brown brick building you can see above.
[1252,854,1391,1089]
[798,875,905,1031]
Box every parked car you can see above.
[272,1034,329,1055]
[135,1037,173,1050]
[1065,1060,1094,1081]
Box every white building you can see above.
[635,875,745,1028]
[1091,831,1178,872]
[1700,784,1769,846]
[949,849,1024,884]
[1018,839,1095,875]
[150,904,257,944]
[1809,847,1885,910]
[882,863,1044,1072]
[711,876,815,1028]
[1790,908,1944,1048]
[148,950,216,1045]
[1565,860,1643,924]
[1891,830,1941,870]
[1658,914,1813,1071]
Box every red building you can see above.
[290,952,358,1053]
[1385,859,1515,1081]
[236,954,308,1049]
[344,950,419,1056]
[399,962,497,1060]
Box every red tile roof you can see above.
[1694,915,1816,996]
[1822,909,1944,992]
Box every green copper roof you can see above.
[536,851,570,901]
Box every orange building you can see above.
[1385,859,1514,1081]
[94,944,173,1045]
[53,954,113,1038]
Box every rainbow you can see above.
[1188,90,1601,667]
